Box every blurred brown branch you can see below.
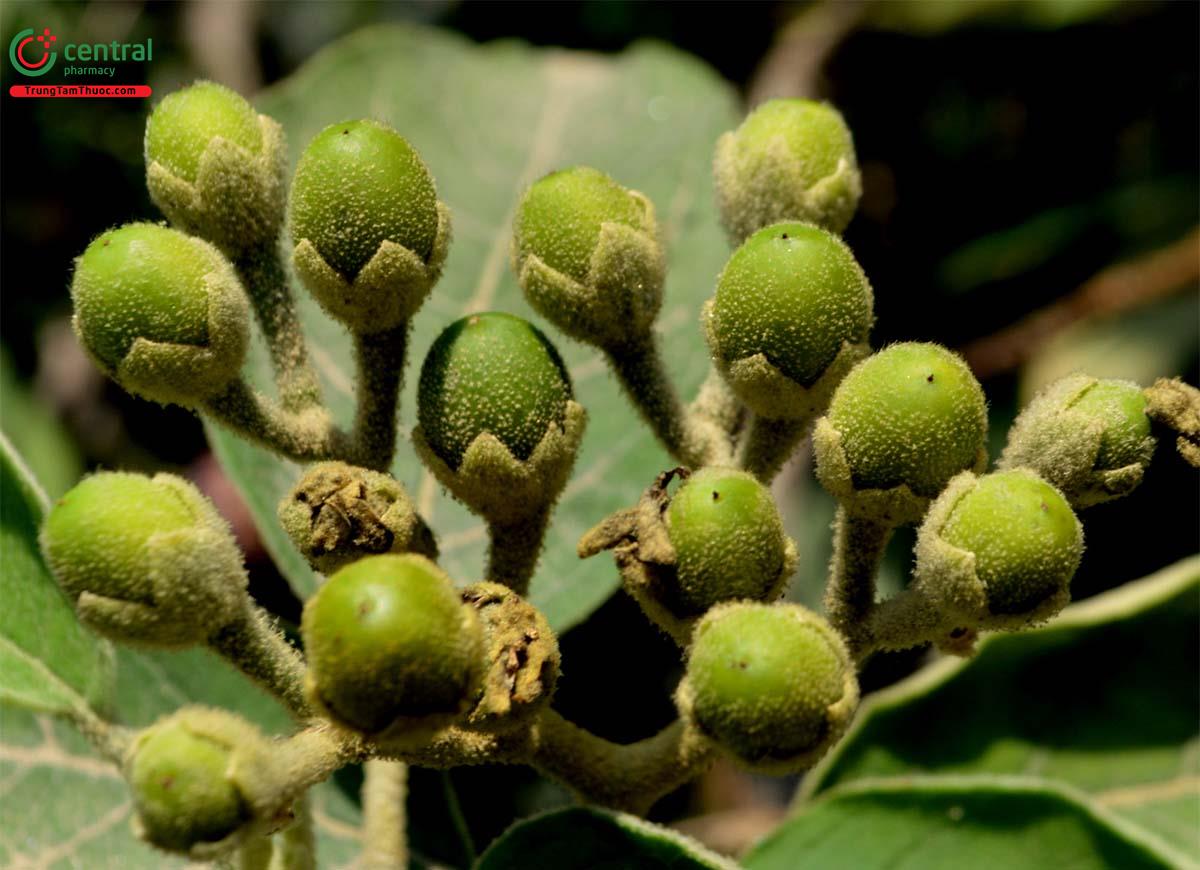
[747,1,867,105]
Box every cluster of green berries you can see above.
[44,77,1166,858]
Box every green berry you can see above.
[145,81,262,184]
[679,603,856,770]
[128,718,250,853]
[707,222,873,387]
[940,471,1082,615]
[301,554,483,734]
[289,119,439,280]
[418,312,572,470]
[1069,380,1152,469]
[714,99,861,242]
[664,468,789,615]
[70,223,249,406]
[513,166,644,285]
[826,343,987,497]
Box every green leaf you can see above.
[0,432,114,716]
[0,346,84,500]
[802,556,1200,861]
[475,807,738,870]
[206,23,740,632]
[743,776,1182,870]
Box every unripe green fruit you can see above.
[514,167,643,285]
[678,603,857,772]
[940,471,1082,615]
[290,119,439,280]
[707,222,873,388]
[70,223,249,406]
[418,312,572,470]
[664,468,789,615]
[145,81,262,184]
[128,719,249,853]
[825,343,987,498]
[301,554,483,735]
[714,99,862,242]
[1071,381,1152,468]
[40,472,248,646]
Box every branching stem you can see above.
[208,603,312,720]
[738,414,812,481]
[273,794,317,870]
[361,759,408,869]
[203,380,350,463]
[351,325,409,471]
[485,509,550,596]
[824,507,893,650]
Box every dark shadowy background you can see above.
[2,1,1197,863]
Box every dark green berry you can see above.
[707,222,872,387]
[678,602,856,771]
[418,312,572,470]
[664,468,789,615]
[290,119,439,279]
[144,81,262,184]
[826,343,987,497]
[301,554,483,734]
[940,470,1082,616]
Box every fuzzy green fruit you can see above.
[301,554,483,735]
[128,718,250,853]
[707,222,873,389]
[664,468,789,615]
[714,99,862,243]
[678,602,857,772]
[1071,381,1152,468]
[289,119,439,280]
[40,472,248,646]
[940,471,1082,615]
[145,81,262,184]
[824,342,987,498]
[70,223,249,406]
[418,312,572,470]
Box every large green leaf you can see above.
[475,807,738,870]
[207,23,740,632]
[802,556,1200,861]
[0,433,114,716]
[743,777,1182,870]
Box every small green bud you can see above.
[70,223,249,407]
[145,81,286,255]
[914,469,1083,630]
[702,222,873,419]
[40,472,248,646]
[1000,375,1155,508]
[127,713,253,854]
[278,461,437,575]
[714,99,862,243]
[462,582,560,732]
[301,554,484,737]
[815,343,987,524]
[665,468,791,615]
[512,166,664,349]
[413,313,586,525]
[676,602,858,773]
[289,119,450,332]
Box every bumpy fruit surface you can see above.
[664,468,789,615]
[301,554,483,734]
[289,119,439,279]
[826,343,986,497]
[70,223,248,406]
[128,718,249,852]
[1070,381,1153,468]
[707,222,872,387]
[418,312,572,469]
[679,603,857,771]
[144,81,262,184]
[714,99,861,242]
[940,470,1082,615]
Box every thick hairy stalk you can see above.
[66,705,133,766]
[361,760,408,870]
[352,325,408,471]
[485,509,550,596]
[824,508,893,648]
[204,380,350,463]
[738,414,811,481]
[687,367,745,465]
[209,604,312,720]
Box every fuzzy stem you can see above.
[686,367,744,465]
[853,586,949,662]
[66,706,133,766]
[351,325,408,471]
[738,414,812,481]
[272,795,317,870]
[606,335,712,468]
[485,509,549,596]
[231,835,273,870]
[204,379,350,463]
[824,508,893,648]
[236,242,322,412]
[208,604,311,720]
[361,760,408,870]
[530,710,716,814]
